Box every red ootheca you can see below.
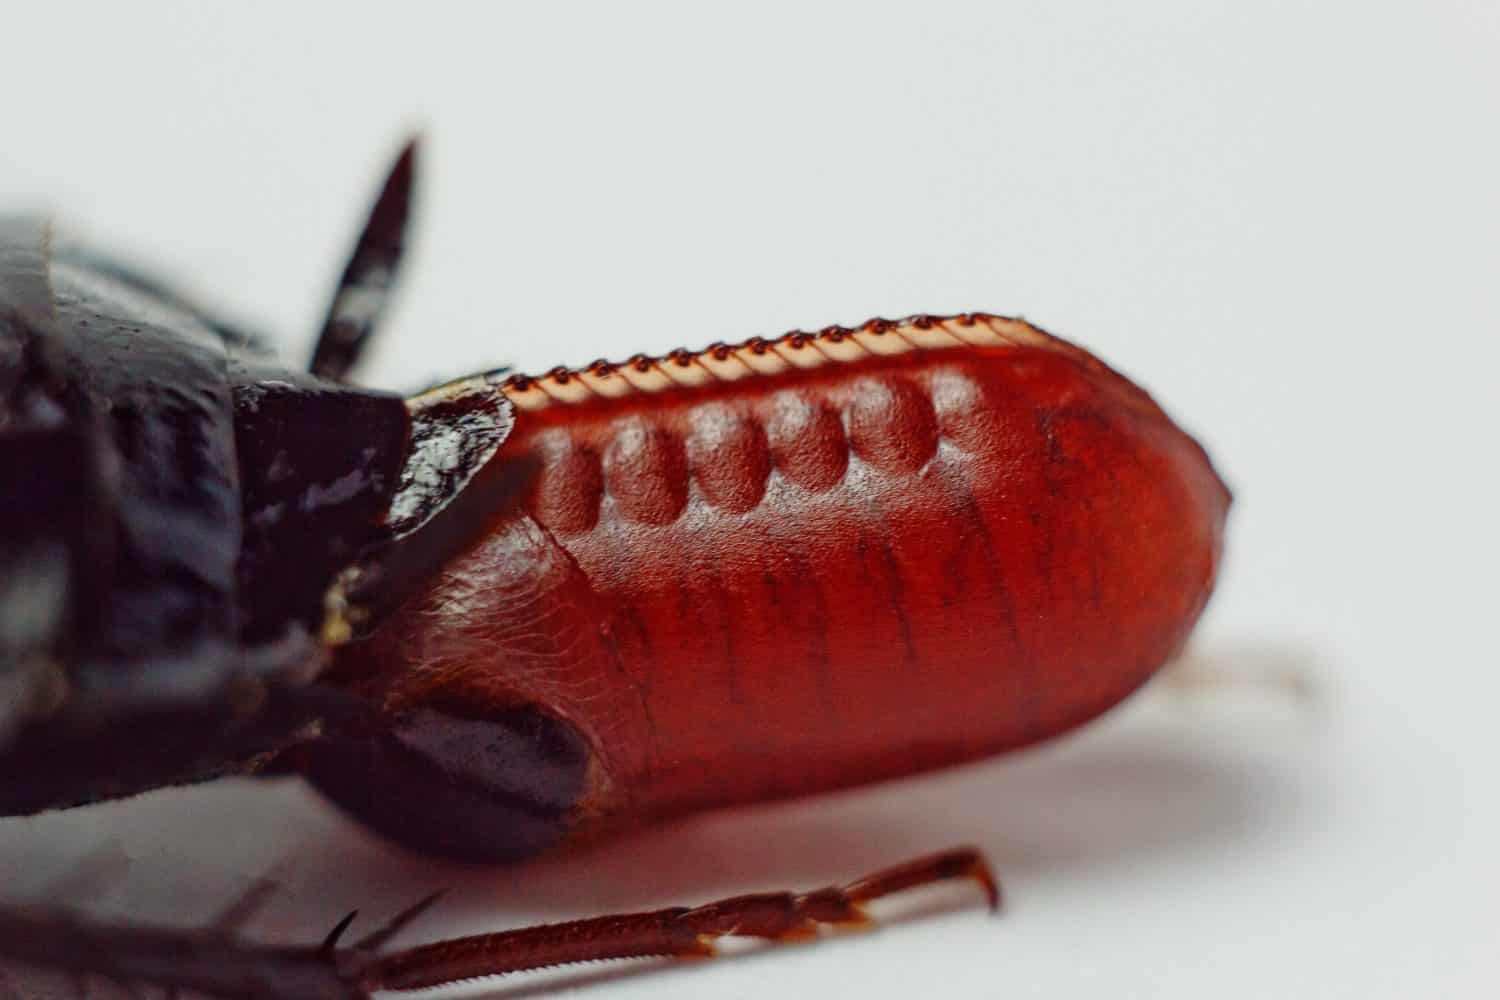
[0,142,1229,997]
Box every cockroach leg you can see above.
[1157,645,1322,707]
[350,891,447,954]
[360,847,998,993]
[838,845,1001,914]
[0,850,992,996]
[308,136,417,381]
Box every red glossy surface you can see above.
[332,317,1230,840]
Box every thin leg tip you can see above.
[394,135,422,174]
[319,909,360,956]
[966,854,1003,914]
[924,845,1003,913]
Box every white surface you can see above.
[1,2,1497,997]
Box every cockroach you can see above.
[0,140,1229,998]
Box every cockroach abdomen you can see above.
[330,314,1230,841]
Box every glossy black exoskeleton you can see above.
[0,142,515,814]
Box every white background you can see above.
[1,2,1497,997]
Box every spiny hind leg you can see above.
[360,846,999,993]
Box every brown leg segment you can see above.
[361,847,998,993]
